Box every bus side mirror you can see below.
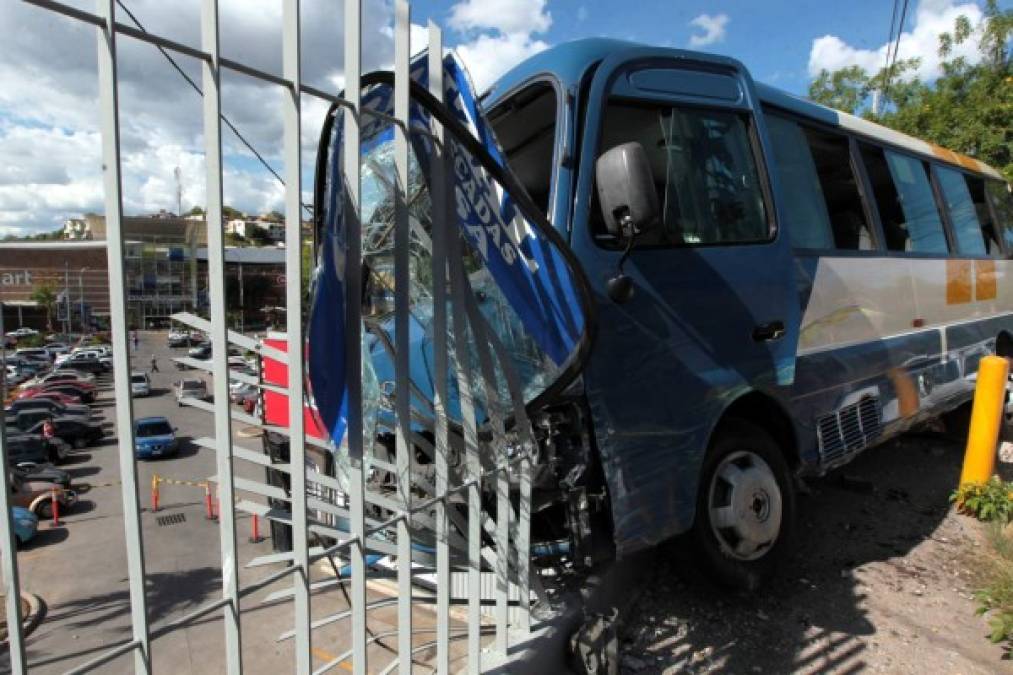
[595,142,658,303]
[596,141,658,238]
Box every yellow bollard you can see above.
[959,355,1010,486]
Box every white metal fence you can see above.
[0,1,536,672]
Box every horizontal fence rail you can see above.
[6,1,540,674]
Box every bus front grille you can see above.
[816,396,881,465]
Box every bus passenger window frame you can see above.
[985,180,1013,259]
[852,141,952,258]
[929,164,1004,260]
[758,105,882,256]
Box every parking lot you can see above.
[5,331,472,674]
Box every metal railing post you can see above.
[281,1,311,671]
[342,1,368,673]
[200,0,243,670]
[96,0,151,671]
[392,3,413,672]
[426,23,451,675]
[0,303,26,674]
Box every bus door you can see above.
[570,50,802,553]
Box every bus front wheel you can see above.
[692,419,796,591]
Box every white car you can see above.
[130,371,151,397]
[6,328,38,338]
[4,365,29,386]
[44,343,70,356]
[13,348,52,363]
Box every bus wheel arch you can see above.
[995,330,1013,358]
[691,392,800,591]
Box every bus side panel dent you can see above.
[581,334,750,555]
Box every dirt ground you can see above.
[616,432,1012,674]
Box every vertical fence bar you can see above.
[282,1,311,671]
[0,308,25,674]
[343,1,368,673]
[392,2,412,672]
[96,1,151,671]
[200,0,242,670]
[445,174,483,674]
[426,22,451,675]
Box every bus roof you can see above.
[486,39,1005,182]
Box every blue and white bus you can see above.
[315,38,1013,590]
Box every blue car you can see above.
[134,416,179,459]
[12,506,38,547]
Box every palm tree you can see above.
[30,283,58,331]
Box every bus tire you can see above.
[692,419,796,591]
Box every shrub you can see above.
[952,477,1013,523]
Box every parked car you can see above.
[33,370,97,385]
[187,343,211,359]
[230,382,258,406]
[24,417,104,449]
[134,417,179,459]
[43,343,71,356]
[13,348,51,364]
[174,378,208,406]
[55,353,105,374]
[5,398,91,419]
[167,331,193,347]
[10,462,72,488]
[8,472,77,518]
[10,507,38,547]
[4,365,29,387]
[16,389,83,406]
[20,381,95,403]
[3,432,68,464]
[25,372,95,395]
[7,328,38,338]
[130,371,151,397]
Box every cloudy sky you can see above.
[0,0,1002,236]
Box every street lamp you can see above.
[78,267,89,334]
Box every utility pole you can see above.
[64,261,71,336]
[79,267,88,333]
[174,166,182,218]
[238,257,244,334]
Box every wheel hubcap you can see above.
[708,450,782,561]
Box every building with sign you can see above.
[0,233,285,332]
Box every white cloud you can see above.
[446,0,552,92]
[454,33,550,92]
[0,0,398,235]
[808,0,986,80]
[448,0,551,36]
[688,13,729,48]
[0,0,558,235]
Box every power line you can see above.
[114,0,311,216]
[882,0,911,107]
[883,0,901,73]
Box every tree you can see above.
[808,0,1012,181]
[30,283,58,331]
[223,205,243,221]
[185,205,205,217]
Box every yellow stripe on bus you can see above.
[946,259,973,305]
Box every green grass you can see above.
[976,523,1013,653]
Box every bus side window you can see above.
[765,114,834,249]
[937,166,988,256]
[804,127,875,250]
[861,144,948,254]
[985,180,1013,257]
